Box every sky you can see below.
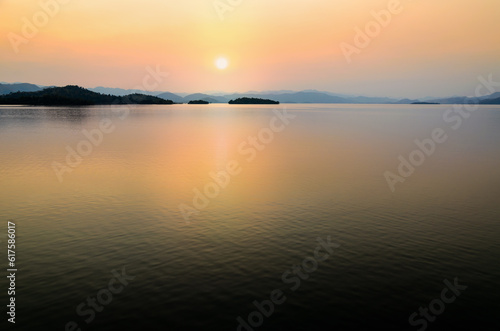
[1,0,499,98]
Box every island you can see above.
[228,97,279,105]
[188,100,210,104]
[411,102,440,105]
[0,85,175,106]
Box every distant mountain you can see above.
[184,93,228,103]
[0,86,174,105]
[223,92,348,103]
[426,92,500,104]
[479,97,500,105]
[244,90,297,95]
[479,92,500,100]
[224,89,398,103]
[393,98,421,104]
[0,83,42,95]
[347,96,398,103]
[156,92,185,103]
[427,96,470,104]
[90,86,159,97]
[4,83,500,104]
[156,90,500,104]
[275,92,347,103]
[302,89,348,97]
[229,97,279,105]
[90,87,188,103]
[155,92,228,103]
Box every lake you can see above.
[1,104,499,330]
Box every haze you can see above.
[1,0,499,98]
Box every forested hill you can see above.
[0,85,174,105]
[228,97,280,104]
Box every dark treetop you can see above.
[188,100,210,104]
[228,97,279,105]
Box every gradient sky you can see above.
[1,0,499,98]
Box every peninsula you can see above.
[0,85,174,106]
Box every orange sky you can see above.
[1,0,499,97]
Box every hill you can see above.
[0,86,174,106]
[188,100,210,104]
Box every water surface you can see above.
[1,104,499,330]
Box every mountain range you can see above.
[1,82,500,104]
[0,83,42,95]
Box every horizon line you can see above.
[0,81,479,101]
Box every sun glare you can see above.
[215,57,228,70]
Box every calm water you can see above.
[1,104,499,330]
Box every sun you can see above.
[215,57,229,70]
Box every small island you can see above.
[411,102,440,105]
[188,100,210,104]
[228,97,279,105]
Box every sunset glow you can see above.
[1,1,500,330]
[0,0,499,97]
